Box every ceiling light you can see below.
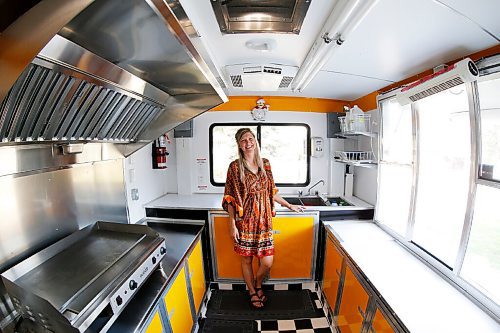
[292,0,379,92]
[245,38,277,52]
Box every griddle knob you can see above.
[116,296,123,306]
[129,280,138,290]
[160,247,166,255]
[152,256,157,265]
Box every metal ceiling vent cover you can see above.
[211,0,311,34]
[226,63,298,91]
[0,63,163,143]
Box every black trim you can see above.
[209,122,311,187]
[145,208,214,283]
[411,241,453,270]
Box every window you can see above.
[376,59,500,317]
[376,98,413,235]
[477,72,500,182]
[459,71,500,306]
[411,85,471,267]
[210,123,310,186]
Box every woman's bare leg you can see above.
[255,255,273,300]
[241,256,263,307]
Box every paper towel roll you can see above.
[345,173,354,197]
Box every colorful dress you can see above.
[222,158,278,257]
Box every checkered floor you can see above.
[258,317,332,332]
[198,282,334,333]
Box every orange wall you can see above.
[209,96,349,113]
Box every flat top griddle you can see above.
[2,221,166,333]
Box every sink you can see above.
[327,197,353,206]
[282,196,328,206]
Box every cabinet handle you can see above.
[168,308,175,319]
[273,230,281,235]
[358,306,366,319]
[335,268,341,277]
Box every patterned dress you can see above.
[222,158,278,257]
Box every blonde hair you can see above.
[235,128,266,182]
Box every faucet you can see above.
[307,179,325,196]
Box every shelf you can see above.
[341,131,376,138]
[333,159,377,168]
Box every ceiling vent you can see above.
[225,64,298,91]
[396,58,479,105]
[211,0,311,34]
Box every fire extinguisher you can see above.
[152,134,170,169]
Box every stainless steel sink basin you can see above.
[282,196,328,206]
[282,196,354,207]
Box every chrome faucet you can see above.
[307,179,325,196]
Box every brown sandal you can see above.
[255,287,267,303]
[249,292,264,309]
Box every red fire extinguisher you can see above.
[152,134,170,169]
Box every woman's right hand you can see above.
[231,225,240,242]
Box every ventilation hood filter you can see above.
[225,64,298,91]
[211,0,311,34]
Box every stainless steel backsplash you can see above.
[0,155,128,330]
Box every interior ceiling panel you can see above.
[211,0,312,34]
[302,70,394,101]
[180,0,499,100]
[321,0,499,84]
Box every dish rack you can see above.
[334,151,374,163]
[339,114,371,133]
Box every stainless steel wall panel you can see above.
[0,158,127,327]
[0,143,124,178]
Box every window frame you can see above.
[374,64,500,320]
[209,122,311,187]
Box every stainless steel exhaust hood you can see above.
[0,0,227,157]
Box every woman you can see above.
[222,128,304,309]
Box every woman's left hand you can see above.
[289,204,305,213]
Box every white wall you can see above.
[171,110,333,196]
[124,134,175,223]
[353,108,379,205]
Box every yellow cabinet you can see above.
[270,214,316,279]
[212,215,257,279]
[337,264,370,333]
[210,213,317,280]
[163,266,193,333]
[369,307,396,333]
[187,239,206,314]
[323,234,343,312]
[144,310,164,333]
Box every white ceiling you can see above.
[179,0,500,101]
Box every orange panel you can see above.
[323,237,343,311]
[337,265,370,333]
[213,216,258,279]
[210,96,349,113]
[270,216,314,279]
[372,308,396,333]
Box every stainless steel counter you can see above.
[108,220,203,333]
